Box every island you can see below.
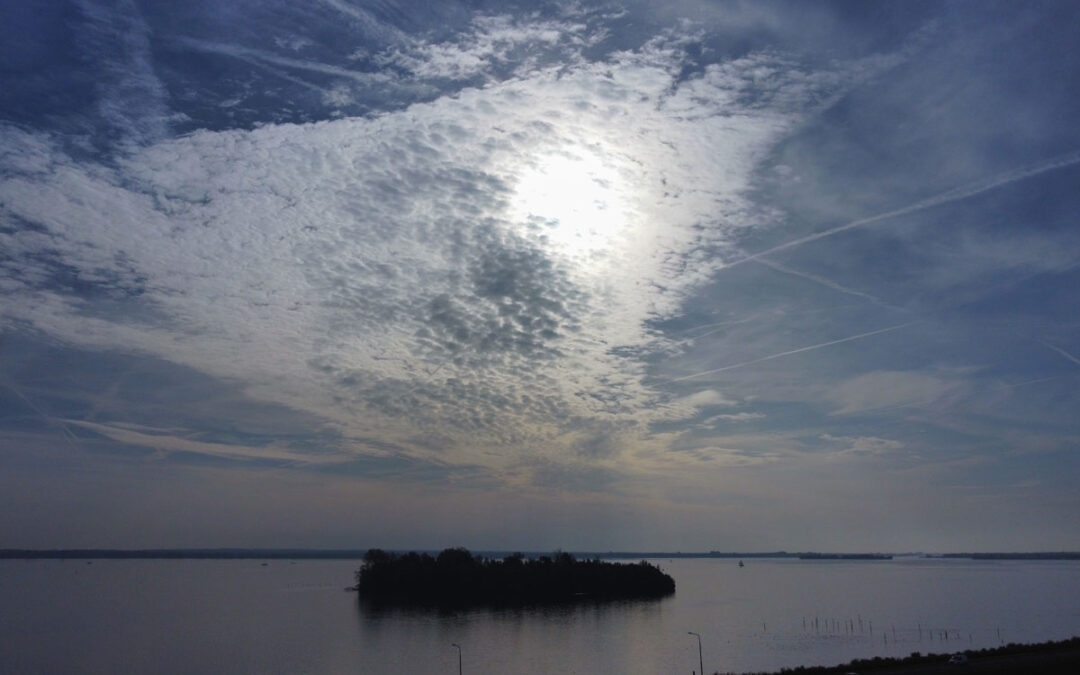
[353,548,675,606]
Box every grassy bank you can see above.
[719,636,1080,675]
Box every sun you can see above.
[510,147,631,258]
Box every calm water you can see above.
[2,557,1079,674]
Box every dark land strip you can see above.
[725,637,1080,675]
[3,549,1078,560]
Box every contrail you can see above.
[180,38,393,85]
[319,0,409,44]
[231,54,331,93]
[725,150,1080,268]
[321,0,381,25]
[997,374,1071,389]
[669,321,918,382]
[1039,340,1080,368]
[753,258,900,310]
[675,315,760,343]
[0,377,80,446]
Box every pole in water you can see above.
[451,643,462,675]
[688,631,704,675]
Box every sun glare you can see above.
[511,149,631,258]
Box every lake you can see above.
[2,557,1079,674]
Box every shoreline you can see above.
[723,637,1080,675]
[3,549,1078,560]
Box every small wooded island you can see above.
[354,548,675,606]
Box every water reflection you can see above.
[3,558,1079,674]
[354,593,670,674]
[349,558,1080,674]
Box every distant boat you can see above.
[738,560,744,567]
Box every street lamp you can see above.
[451,643,462,675]
[688,631,704,675]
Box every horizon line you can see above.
[2,548,1078,560]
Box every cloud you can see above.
[819,433,903,457]
[3,1,1080,553]
[523,456,621,492]
[703,412,765,424]
[375,14,592,81]
[675,445,777,467]
[2,18,892,475]
[674,389,738,409]
[826,369,969,416]
[75,0,174,145]
[65,419,352,466]
[659,428,791,469]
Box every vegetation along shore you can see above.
[720,637,1080,675]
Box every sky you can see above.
[2,0,1079,553]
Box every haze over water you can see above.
[3,557,1079,674]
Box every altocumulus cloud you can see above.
[5,1,1080,552]
[0,11,888,484]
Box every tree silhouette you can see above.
[355,548,675,607]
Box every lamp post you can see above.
[688,631,703,675]
[451,643,462,675]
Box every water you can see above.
[2,557,1079,674]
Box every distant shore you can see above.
[3,549,1079,560]
[723,637,1080,675]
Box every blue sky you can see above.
[2,0,1079,551]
